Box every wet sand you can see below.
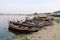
[10,17,60,40]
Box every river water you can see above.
[0,15,28,40]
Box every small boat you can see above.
[9,21,39,32]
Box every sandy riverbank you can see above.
[8,17,60,40]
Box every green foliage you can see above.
[49,19,54,26]
[55,19,60,24]
[22,37,30,40]
[49,22,53,26]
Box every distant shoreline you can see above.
[0,14,25,15]
[0,14,24,15]
[0,13,51,17]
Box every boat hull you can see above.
[9,26,38,32]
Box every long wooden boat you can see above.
[9,21,39,32]
[8,17,53,32]
[9,21,39,27]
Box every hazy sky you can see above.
[0,0,60,14]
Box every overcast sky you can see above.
[0,0,60,14]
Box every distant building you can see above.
[52,11,60,16]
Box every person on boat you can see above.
[47,14,51,22]
[41,20,46,26]
[47,17,51,22]
[38,21,41,27]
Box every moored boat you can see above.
[9,21,39,32]
[8,16,53,32]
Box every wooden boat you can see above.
[8,16,53,32]
[9,21,39,27]
[9,21,39,32]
